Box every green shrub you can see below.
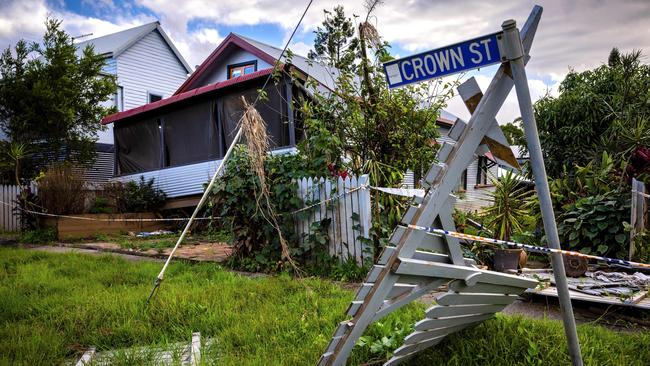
[104,177,166,213]
[20,228,56,244]
[557,192,630,258]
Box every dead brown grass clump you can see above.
[37,164,86,214]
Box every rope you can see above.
[0,198,216,222]
[407,224,650,271]
[288,184,367,215]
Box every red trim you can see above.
[174,33,277,95]
[101,68,273,125]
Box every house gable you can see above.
[191,46,273,87]
[116,29,189,111]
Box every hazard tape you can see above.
[407,224,650,270]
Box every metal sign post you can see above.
[319,5,583,366]
[501,19,583,366]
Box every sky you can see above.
[1,0,649,124]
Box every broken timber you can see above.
[318,6,545,366]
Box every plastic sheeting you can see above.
[220,84,288,149]
[114,82,291,175]
[163,100,219,167]
[115,117,161,175]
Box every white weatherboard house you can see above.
[102,33,340,208]
[77,21,192,182]
[437,110,499,212]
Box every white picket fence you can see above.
[295,174,371,265]
[0,184,23,232]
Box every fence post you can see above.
[358,175,372,263]
[630,178,647,260]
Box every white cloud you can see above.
[2,0,649,121]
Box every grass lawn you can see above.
[1,248,649,365]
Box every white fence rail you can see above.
[0,184,23,232]
[295,174,371,265]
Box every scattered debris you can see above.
[136,230,174,238]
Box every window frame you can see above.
[227,60,258,79]
[148,91,163,104]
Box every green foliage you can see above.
[117,176,167,212]
[501,118,526,146]
[356,318,415,360]
[549,151,621,207]
[482,171,531,242]
[1,249,649,365]
[557,192,630,257]
[89,197,112,214]
[210,146,327,273]
[534,49,650,179]
[301,5,455,255]
[307,5,359,71]
[19,228,56,244]
[0,18,117,179]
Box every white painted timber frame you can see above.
[318,6,555,366]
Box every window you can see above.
[116,86,124,111]
[456,170,467,192]
[149,93,163,103]
[227,61,257,79]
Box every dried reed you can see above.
[239,97,299,272]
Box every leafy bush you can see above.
[211,146,322,273]
[36,164,86,214]
[557,192,630,258]
[20,228,56,244]
[89,197,112,214]
[104,177,166,213]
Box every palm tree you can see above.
[483,170,529,241]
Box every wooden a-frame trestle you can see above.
[318,7,543,366]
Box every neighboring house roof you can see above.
[175,33,340,95]
[436,110,458,127]
[102,68,273,124]
[76,21,192,74]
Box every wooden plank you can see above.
[392,334,446,357]
[75,347,96,366]
[373,279,448,322]
[357,175,372,261]
[403,322,476,345]
[423,163,445,188]
[390,226,448,254]
[378,246,450,265]
[447,118,467,141]
[435,293,520,306]
[190,332,201,366]
[337,176,347,260]
[438,199,465,265]
[437,142,455,162]
[350,175,362,263]
[392,257,538,288]
[343,176,355,261]
[414,313,495,331]
[425,303,506,318]
[449,280,526,295]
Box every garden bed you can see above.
[42,213,166,239]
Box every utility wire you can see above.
[146,0,315,306]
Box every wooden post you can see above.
[630,178,647,260]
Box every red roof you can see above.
[101,68,273,125]
[174,33,277,95]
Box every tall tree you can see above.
[501,118,526,147]
[0,18,117,181]
[307,6,359,71]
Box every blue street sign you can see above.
[383,32,503,88]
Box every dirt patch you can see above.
[63,241,232,263]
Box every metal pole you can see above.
[501,19,583,366]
